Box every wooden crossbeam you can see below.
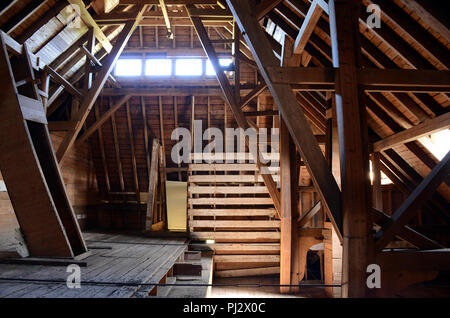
[187,7,282,217]
[227,0,342,240]
[371,208,443,250]
[298,201,321,227]
[240,84,267,109]
[68,0,113,53]
[16,0,68,44]
[159,0,174,39]
[1,0,46,34]
[367,0,450,69]
[45,66,82,99]
[398,0,450,42]
[374,150,450,252]
[359,69,450,89]
[56,6,147,163]
[293,0,328,54]
[372,112,450,152]
[256,0,284,20]
[76,95,131,144]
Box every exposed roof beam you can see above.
[227,0,342,240]
[68,0,113,52]
[56,5,147,162]
[374,150,450,252]
[293,0,328,54]
[372,112,450,152]
[398,0,450,41]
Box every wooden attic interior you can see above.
[0,0,449,298]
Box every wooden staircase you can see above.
[187,154,281,277]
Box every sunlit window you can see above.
[369,161,392,185]
[115,59,142,76]
[418,129,450,160]
[205,58,233,76]
[146,59,172,76]
[175,59,202,76]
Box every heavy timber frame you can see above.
[0,0,448,298]
[224,0,450,297]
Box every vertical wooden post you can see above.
[280,118,299,293]
[329,0,373,298]
[372,152,383,211]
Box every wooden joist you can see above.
[188,185,270,194]
[372,112,450,152]
[374,150,450,252]
[215,267,280,277]
[189,220,280,228]
[189,163,280,172]
[76,95,131,144]
[189,174,280,183]
[207,243,280,253]
[227,0,343,241]
[188,209,277,217]
[44,66,83,99]
[371,208,443,250]
[67,0,113,53]
[190,232,281,242]
[56,6,147,163]
[214,254,280,263]
[293,0,328,54]
[188,197,274,205]
[187,9,282,217]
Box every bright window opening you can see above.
[369,161,392,185]
[418,129,450,161]
[205,58,233,76]
[145,59,172,76]
[115,59,142,76]
[175,59,202,76]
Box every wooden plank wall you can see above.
[0,132,100,250]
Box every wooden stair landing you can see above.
[188,159,281,277]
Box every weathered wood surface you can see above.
[0,232,187,298]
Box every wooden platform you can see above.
[0,232,189,298]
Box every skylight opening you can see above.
[115,59,142,76]
[418,129,450,161]
[175,59,203,76]
[146,59,172,76]
[205,58,233,76]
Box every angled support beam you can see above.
[16,0,68,44]
[298,201,321,227]
[293,0,329,54]
[371,208,443,250]
[398,0,450,42]
[187,7,282,217]
[226,0,342,240]
[159,0,174,39]
[68,0,113,53]
[372,112,450,153]
[56,5,147,163]
[240,83,267,109]
[76,95,131,144]
[256,0,284,20]
[1,0,46,34]
[44,66,83,99]
[374,150,450,252]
